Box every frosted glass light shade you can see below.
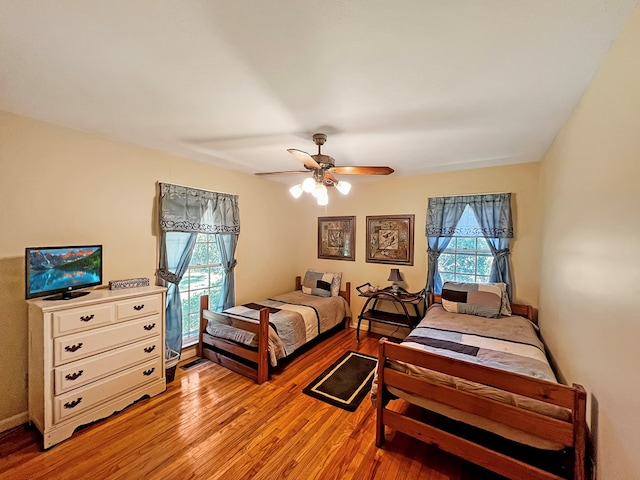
[311,183,327,198]
[302,177,316,192]
[289,184,304,198]
[317,194,329,206]
[335,181,351,195]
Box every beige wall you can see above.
[296,161,542,330]
[0,111,303,429]
[0,109,543,433]
[538,5,640,479]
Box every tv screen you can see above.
[25,245,103,300]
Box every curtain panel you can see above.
[157,183,240,362]
[425,193,514,298]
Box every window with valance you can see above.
[157,183,240,362]
[425,193,514,299]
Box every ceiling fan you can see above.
[255,133,394,205]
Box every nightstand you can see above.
[355,283,425,342]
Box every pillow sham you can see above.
[329,271,342,296]
[441,282,503,318]
[302,270,335,297]
[491,282,512,316]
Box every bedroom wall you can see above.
[294,161,542,331]
[538,5,640,479]
[0,110,304,431]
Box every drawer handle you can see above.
[65,370,84,381]
[80,314,95,322]
[143,368,155,376]
[64,342,83,353]
[64,397,82,409]
[143,323,156,331]
[133,304,145,311]
[144,345,156,353]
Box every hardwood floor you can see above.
[0,328,504,480]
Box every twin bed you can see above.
[373,288,587,480]
[197,275,586,479]
[197,274,351,384]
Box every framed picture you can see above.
[318,216,356,261]
[366,214,415,265]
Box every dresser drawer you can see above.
[54,357,162,423]
[54,336,161,395]
[53,304,115,337]
[54,314,161,366]
[116,294,162,321]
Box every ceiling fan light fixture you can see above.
[335,180,351,195]
[302,177,316,193]
[317,194,329,206]
[289,184,304,199]
[311,183,327,198]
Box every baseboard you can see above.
[180,344,197,362]
[0,411,28,434]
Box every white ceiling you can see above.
[1,1,637,184]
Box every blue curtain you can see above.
[468,194,513,299]
[425,193,514,296]
[425,199,467,294]
[157,183,240,364]
[216,234,238,311]
[158,232,197,359]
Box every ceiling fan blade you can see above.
[287,149,320,169]
[330,166,394,175]
[255,170,309,176]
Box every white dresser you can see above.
[27,285,167,449]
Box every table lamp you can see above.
[387,268,403,292]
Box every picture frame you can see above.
[366,214,415,265]
[318,216,356,261]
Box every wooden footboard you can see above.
[197,295,270,384]
[375,338,587,480]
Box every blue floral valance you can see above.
[426,193,513,238]
[159,183,240,234]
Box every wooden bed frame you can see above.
[375,294,587,480]
[197,276,351,384]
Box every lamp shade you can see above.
[302,177,316,192]
[311,183,327,198]
[289,184,304,198]
[335,181,351,195]
[387,268,402,283]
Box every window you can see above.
[178,234,223,346]
[437,205,494,284]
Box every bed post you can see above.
[343,281,351,305]
[573,383,588,480]
[256,308,270,384]
[197,295,209,357]
[376,338,387,448]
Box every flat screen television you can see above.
[25,245,103,300]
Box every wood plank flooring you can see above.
[0,328,505,480]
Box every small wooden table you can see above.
[356,284,425,342]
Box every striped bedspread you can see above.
[222,299,319,356]
[402,304,557,382]
[205,290,350,366]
